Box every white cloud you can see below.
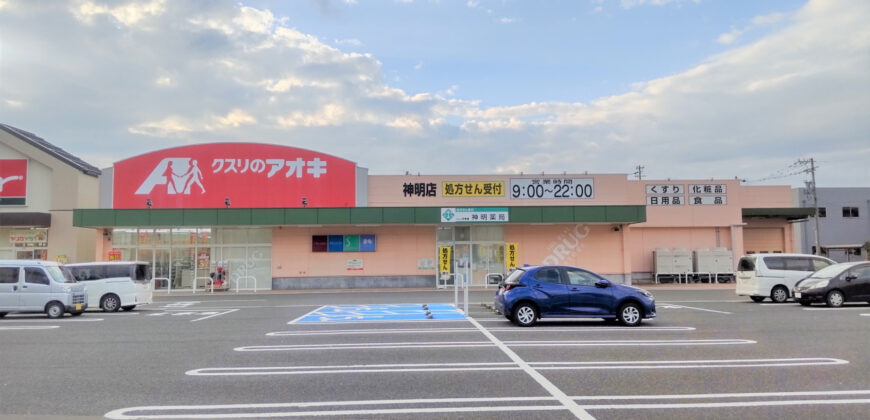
[0,0,867,188]
[71,0,166,27]
[335,38,363,47]
[500,17,517,24]
[619,0,701,9]
[414,61,423,70]
[467,1,479,7]
[718,11,787,45]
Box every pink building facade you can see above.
[76,143,807,289]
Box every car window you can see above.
[784,257,813,271]
[69,267,95,281]
[763,257,785,270]
[851,266,870,281]
[534,268,562,284]
[812,258,833,271]
[737,257,755,272]
[24,267,50,285]
[134,264,151,282]
[105,265,131,278]
[564,268,598,287]
[0,267,19,283]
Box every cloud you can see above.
[334,38,362,46]
[618,0,701,9]
[414,61,423,70]
[499,17,518,24]
[717,12,786,45]
[0,0,867,188]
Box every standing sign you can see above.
[0,159,27,205]
[439,246,451,274]
[506,243,518,270]
[113,143,357,208]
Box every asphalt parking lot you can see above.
[1,287,869,419]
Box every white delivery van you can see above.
[0,260,88,318]
[66,262,153,312]
[735,253,835,303]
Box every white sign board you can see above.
[509,178,594,199]
[441,207,509,223]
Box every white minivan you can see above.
[66,262,153,312]
[0,260,88,318]
[736,253,835,303]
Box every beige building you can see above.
[0,123,101,263]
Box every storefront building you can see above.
[0,124,100,263]
[73,143,809,290]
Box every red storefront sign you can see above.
[113,143,356,208]
[0,159,28,205]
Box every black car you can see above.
[793,262,870,307]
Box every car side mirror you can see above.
[595,279,610,288]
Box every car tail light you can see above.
[503,283,523,291]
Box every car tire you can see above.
[511,302,538,327]
[798,301,812,306]
[617,302,643,327]
[101,294,121,312]
[45,302,64,319]
[122,305,136,311]
[771,286,789,303]
[750,296,765,303]
[825,290,845,308]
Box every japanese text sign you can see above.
[113,143,356,208]
[442,181,504,197]
[439,246,451,273]
[506,243,518,270]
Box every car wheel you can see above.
[798,300,812,306]
[825,290,845,308]
[750,296,765,303]
[511,302,538,327]
[70,311,83,317]
[45,302,65,319]
[617,302,643,327]
[101,294,121,312]
[771,286,789,303]
[122,305,136,311]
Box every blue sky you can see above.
[0,0,867,187]
[261,0,805,105]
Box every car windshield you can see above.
[46,266,77,283]
[504,269,525,284]
[809,264,848,279]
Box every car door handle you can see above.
[12,285,17,291]
[570,287,580,291]
[533,284,543,288]
[21,285,27,289]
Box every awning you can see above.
[742,207,815,221]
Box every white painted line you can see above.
[0,318,104,322]
[804,306,870,311]
[759,303,800,306]
[660,304,732,314]
[0,325,60,330]
[186,358,847,376]
[659,300,745,303]
[192,309,239,322]
[235,339,755,352]
[104,390,870,419]
[287,305,325,324]
[265,326,696,336]
[466,315,595,420]
[860,313,870,317]
[581,399,870,410]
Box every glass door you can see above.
[453,243,471,288]
[473,243,506,287]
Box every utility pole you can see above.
[633,165,645,180]
[797,158,821,255]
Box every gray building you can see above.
[793,187,870,262]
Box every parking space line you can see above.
[288,305,326,324]
[465,315,595,420]
[0,325,60,330]
[104,390,870,419]
[191,309,239,322]
[235,338,755,352]
[804,306,870,311]
[658,304,732,314]
[265,326,696,336]
[0,318,104,322]
[185,358,847,377]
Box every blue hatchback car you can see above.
[494,265,656,327]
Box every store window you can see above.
[0,228,49,260]
[842,207,859,218]
[818,207,826,218]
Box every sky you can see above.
[0,0,867,188]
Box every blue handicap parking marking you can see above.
[296,304,466,323]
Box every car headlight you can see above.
[808,280,829,289]
[638,289,654,299]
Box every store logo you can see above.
[0,175,23,193]
[135,158,206,195]
[442,208,455,221]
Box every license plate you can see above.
[794,292,801,298]
[75,304,82,310]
